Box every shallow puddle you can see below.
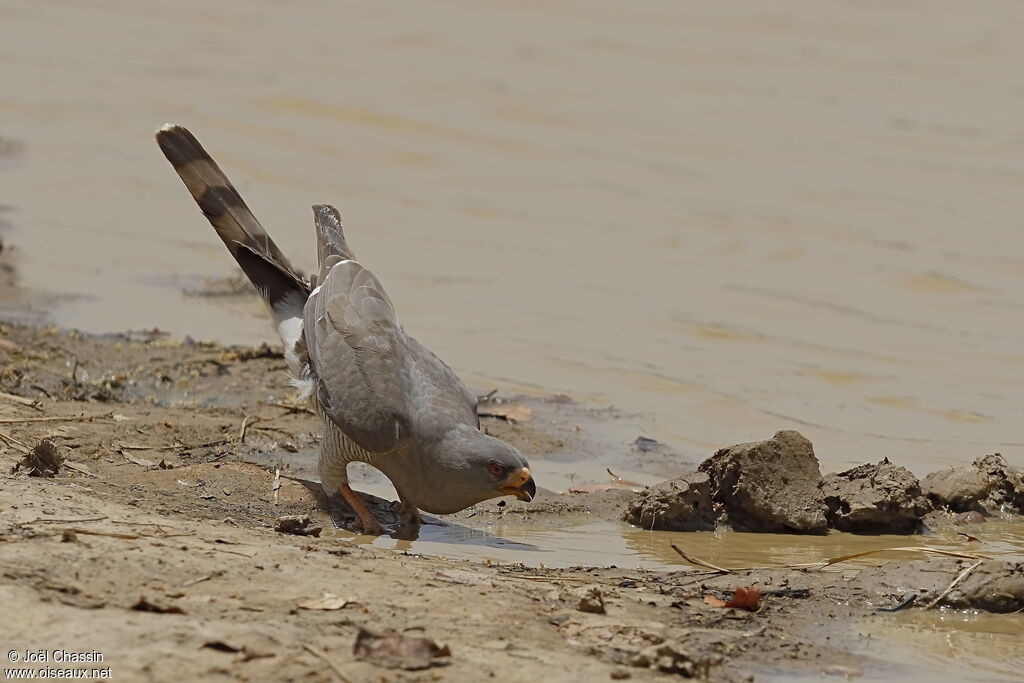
[855,610,1024,683]
[323,465,1024,570]
[329,517,1024,570]
[273,447,1024,569]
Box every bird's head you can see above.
[409,425,536,514]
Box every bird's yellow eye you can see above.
[487,462,506,478]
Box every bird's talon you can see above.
[353,518,385,536]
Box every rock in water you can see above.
[821,459,931,533]
[699,430,828,533]
[921,453,1024,515]
[854,559,1024,613]
[623,472,716,531]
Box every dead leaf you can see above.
[131,597,184,614]
[956,532,981,543]
[353,628,450,670]
[13,439,63,477]
[703,585,762,611]
[203,641,240,653]
[477,403,532,423]
[298,593,352,610]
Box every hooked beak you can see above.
[499,467,536,502]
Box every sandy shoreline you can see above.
[0,318,1021,681]
[3,1,1024,678]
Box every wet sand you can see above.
[1,320,1022,681]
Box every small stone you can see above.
[575,587,606,614]
[953,510,986,525]
[633,436,661,453]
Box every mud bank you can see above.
[2,322,1023,681]
[628,430,1024,538]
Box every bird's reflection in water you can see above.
[328,512,541,553]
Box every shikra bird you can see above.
[155,124,535,535]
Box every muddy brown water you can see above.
[2,0,1022,475]
[860,611,1024,683]
[2,2,1024,676]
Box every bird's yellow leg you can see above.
[338,483,385,536]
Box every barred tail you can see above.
[155,124,310,373]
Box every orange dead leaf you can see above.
[703,585,762,611]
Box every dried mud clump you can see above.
[623,472,716,531]
[943,561,1024,612]
[699,430,828,533]
[855,559,1024,613]
[821,458,931,533]
[921,453,1024,515]
[353,628,450,671]
[274,514,322,537]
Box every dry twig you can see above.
[0,430,31,453]
[669,543,986,575]
[207,546,255,558]
[28,516,108,524]
[0,413,110,425]
[302,644,354,683]
[924,560,984,610]
[671,544,736,574]
[0,390,41,409]
[268,401,315,415]
[55,527,141,540]
[238,415,260,443]
[63,462,97,477]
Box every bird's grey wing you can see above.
[305,259,478,453]
[403,335,481,431]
